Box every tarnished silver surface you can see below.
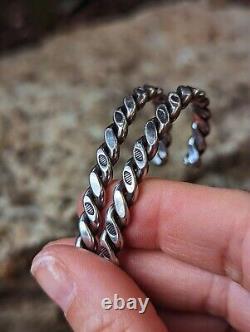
[98,85,211,263]
[76,84,171,251]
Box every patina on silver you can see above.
[98,85,211,264]
[76,84,172,252]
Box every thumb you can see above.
[31,239,167,332]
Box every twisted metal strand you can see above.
[98,85,211,264]
[76,84,171,251]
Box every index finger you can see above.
[78,179,250,287]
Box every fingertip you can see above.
[31,244,166,332]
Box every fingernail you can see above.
[31,253,76,313]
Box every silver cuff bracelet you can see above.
[75,85,211,264]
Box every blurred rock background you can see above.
[0,0,249,331]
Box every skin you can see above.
[31,179,250,332]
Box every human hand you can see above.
[31,179,250,332]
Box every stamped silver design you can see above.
[97,86,211,263]
[76,85,171,251]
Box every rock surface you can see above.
[0,1,249,331]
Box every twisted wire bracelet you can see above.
[76,84,173,252]
[98,85,211,264]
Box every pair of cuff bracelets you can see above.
[75,84,211,264]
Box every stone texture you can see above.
[0,1,249,331]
